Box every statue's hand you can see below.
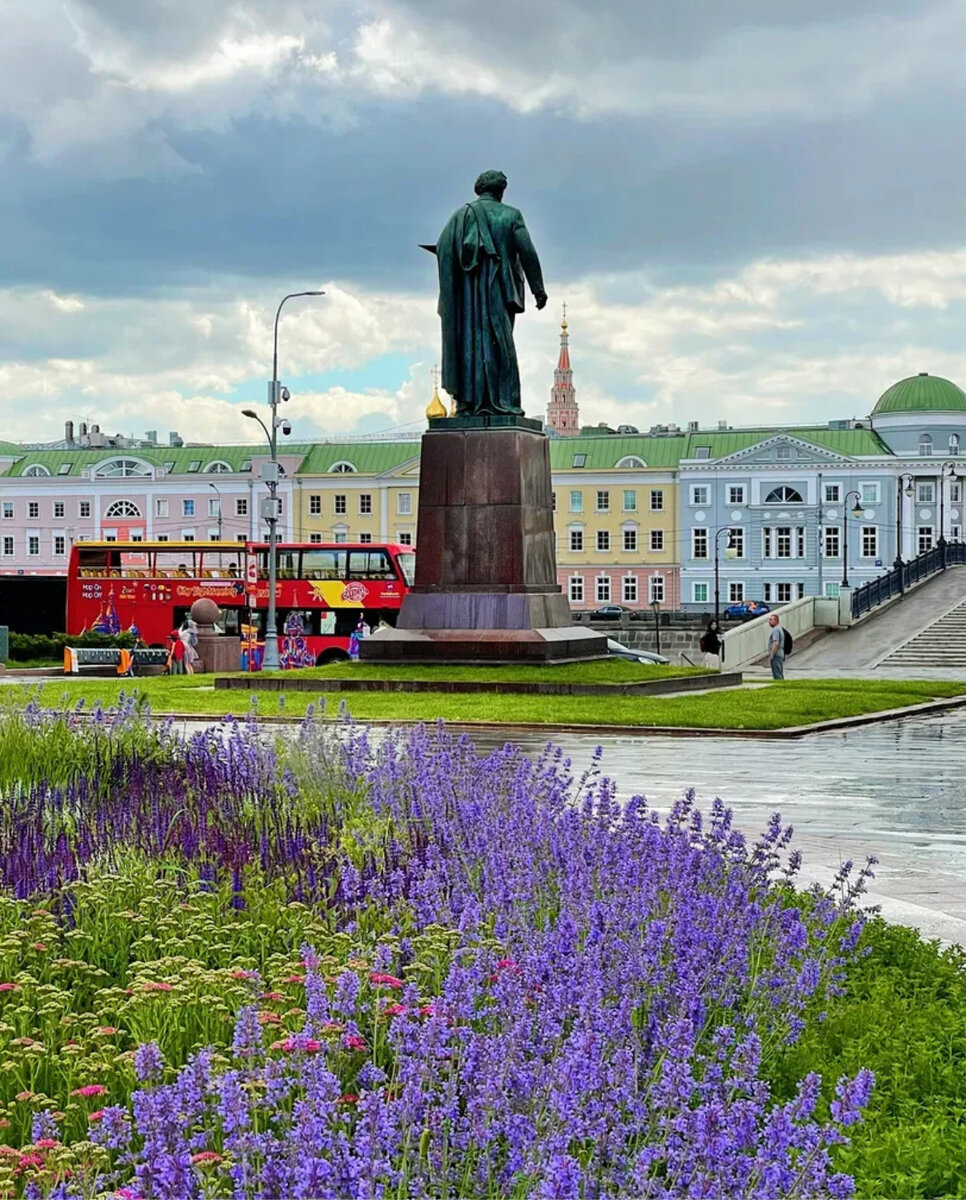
[535,292,548,311]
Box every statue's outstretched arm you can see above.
[513,218,548,308]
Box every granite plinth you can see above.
[428,414,544,433]
[360,624,608,665]
[196,634,241,674]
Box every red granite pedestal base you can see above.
[361,423,608,664]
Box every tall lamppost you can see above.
[842,490,865,588]
[939,461,957,551]
[713,526,738,631]
[244,289,325,671]
[894,473,914,570]
[650,596,661,658]
[207,482,223,541]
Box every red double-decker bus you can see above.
[66,540,415,667]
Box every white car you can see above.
[606,638,669,665]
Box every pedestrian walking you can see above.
[767,613,785,680]
[166,631,185,675]
[179,619,200,675]
[699,619,722,669]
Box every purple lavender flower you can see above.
[134,1041,164,1082]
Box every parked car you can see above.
[588,604,646,621]
[722,600,771,621]
[606,638,669,665]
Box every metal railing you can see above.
[851,541,966,619]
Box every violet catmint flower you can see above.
[134,1040,164,1082]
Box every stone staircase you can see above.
[877,597,966,669]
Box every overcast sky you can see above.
[2,0,966,445]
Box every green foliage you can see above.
[770,918,966,1199]
[8,630,134,663]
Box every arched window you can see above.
[104,500,142,519]
[764,486,804,504]
[94,457,153,478]
[328,461,357,473]
[950,434,960,456]
[23,464,50,477]
[615,455,647,469]
[918,433,933,456]
[204,461,232,473]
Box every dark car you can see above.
[722,600,771,621]
[589,604,635,620]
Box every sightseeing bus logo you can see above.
[341,582,369,604]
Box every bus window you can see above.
[301,548,347,580]
[277,551,298,580]
[78,548,111,577]
[397,551,416,586]
[347,550,396,580]
[278,609,321,637]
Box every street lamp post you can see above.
[244,290,324,671]
[842,490,864,589]
[207,482,223,541]
[713,527,738,658]
[894,473,914,575]
[650,597,661,658]
[939,462,957,558]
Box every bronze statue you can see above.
[425,170,547,418]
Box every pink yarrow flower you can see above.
[369,972,404,989]
[72,1084,107,1098]
[344,1034,366,1052]
[0,983,19,993]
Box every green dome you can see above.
[873,373,966,416]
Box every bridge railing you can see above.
[851,541,966,620]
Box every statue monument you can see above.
[432,169,547,417]
[361,171,606,664]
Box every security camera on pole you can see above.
[242,290,324,672]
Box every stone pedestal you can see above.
[189,597,242,674]
[362,420,607,664]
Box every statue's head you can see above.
[474,170,507,199]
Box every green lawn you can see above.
[8,675,966,731]
[225,659,709,685]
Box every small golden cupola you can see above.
[426,365,447,419]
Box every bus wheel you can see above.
[317,650,349,666]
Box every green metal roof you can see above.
[3,443,314,479]
[550,435,690,470]
[297,442,421,476]
[683,427,890,458]
[160,444,312,473]
[872,373,966,415]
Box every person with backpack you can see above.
[767,613,789,679]
[699,619,722,668]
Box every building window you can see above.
[622,489,636,511]
[552,492,556,512]
[692,582,709,604]
[616,455,646,469]
[207,497,220,517]
[918,433,933,456]
[569,576,584,603]
[23,465,50,477]
[950,434,960,456]
[28,502,39,519]
[950,482,962,503]
[53,535,66,556]
[156,499,168,517]
[776,446,791,461]
[728,485,745,505]
[309,495,322,516]
[690,485,709,506]
[207,527,220,541]
[622,575,638,604]
[27,535,40,556]
[398,532,413,546]
[764,486,803,504]
[916,482,934,504]
[182,529,195,541]
[596,490,610,513]
[824,483,841,503]
[309,532,322,543]
[182,499,195,517]
[776,583,792,603]
[918,526,934,554]
[359,494,372,515]
[235,498,248,517]
[94,457,152,478]
[951,525,962,542]
[796,527,806,557]
[204,461,232,474]
[359,533,372,544]
[397,493,412,515]
[53,501,64,518]
[861,526,878,558]
[1,502,12,519]
[692,528,708,559]
[573,454,586,468]
[763,583,772,602]
[728,582,745,602]
[649,576,665,604]
[729,528,745,558]
[825,582,840,598]
[105,500,142,519]
[860,483,879,506]
[596,576,611,603]
[650,490,664,512]
[569,529,584,552]
[775,527,792,558]
[157,535,169,543]
[1,536,12,556]
[79,501,91,518]
[823,526,840,557]
[570,490,583,513]
[650,529,664,553]
[622,527,637,553]
[334,494,347,515]
[596,530,610,552]
[333,527,348,544]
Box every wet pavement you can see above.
[469,710,966,945]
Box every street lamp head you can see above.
[850,503,864,519]
[241,409,257,419]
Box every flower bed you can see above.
[0,701,875,1198]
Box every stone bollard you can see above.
[190,597,242,674]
